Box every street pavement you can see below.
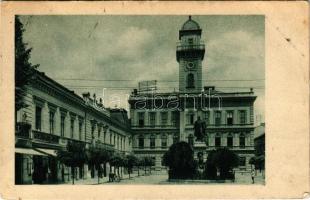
[64,170,265,185]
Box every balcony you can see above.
[131,124,179,129]
[176,44,205,51]
[15,122,31,138]
[92,140,114,150]
[176,43,205,61]
[133,146,169,151]
[32,130,60,144]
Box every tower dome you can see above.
[181,16,200,30]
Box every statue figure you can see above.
[194,116,206,141]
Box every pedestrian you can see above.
[251,169,255,184]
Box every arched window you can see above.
[138,134,144,149]
[150,134,156,149]
[187,73,195,88]
[161,134,167,148]
[227,133,233,147]
[239,133,245,148]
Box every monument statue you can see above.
[194,116,206,142]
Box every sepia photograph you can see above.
[0,1,309,199]
[15,15,265,185]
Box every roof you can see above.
[181,16,200,30]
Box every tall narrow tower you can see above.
[177,16,205,93]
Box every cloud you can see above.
[20,16,265,121]
[206,30,264,81]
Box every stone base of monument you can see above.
[193,141,207,148]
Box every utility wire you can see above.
[55,78,265,82]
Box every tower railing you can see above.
[176,43,205,51]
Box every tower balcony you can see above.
[176,43,205,51]
[176,43,205,61]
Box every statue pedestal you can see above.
[194,141,207,148]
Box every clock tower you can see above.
[177,16,205,93]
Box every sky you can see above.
[20,15,265,123]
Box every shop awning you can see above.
[34,148,58,157]
[15,148,46,156]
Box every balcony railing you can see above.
[15,122,32,138]
[176,44,205,51]
[206,123,254,128]
[131,124,179,129]
[32,130,60,144]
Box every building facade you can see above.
[15,71,132,184]
[254,123,265,171]
[128,16,257,170]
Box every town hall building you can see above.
[128,16,257,170]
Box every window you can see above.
[171,111,178,126]
[103,130,106,143]
[173,134,179,144]
[215,134,221,147]
[187,73,195,88]
[150,134,156,149]
[114,135,116,145]
[239,157,246,166]
[70,118,75,138]
[215,111,221,126]
[161,112,168,125]
[98,126,101,138]
[239,110,246,124]
[204,111,210,125]
[188,38,193,45]
[187,113,195,125]
[149,112,156,127]
[91,124,95,139]
[35,106,42,130]
[138,112,145,127]
[138,135,144,149]
[161,134,167,148]
[49,111,55,134]
[110,133,112,144]
[78,121,83,140]
[239,133,245,148]
[227,133,233,147]
[60,115,65,137]
[188,134,194,146]
[226,111,233,125]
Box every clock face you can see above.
[186,62,195,70]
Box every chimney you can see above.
[204,86,215,92]
[82,92,90,101]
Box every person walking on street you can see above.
[251,169,255,184]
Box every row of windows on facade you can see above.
[35,106,127,150]
[136,110,247,127]
[136,133,246,149]
[137,111,179,127]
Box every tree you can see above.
[15,16,39,113]
[88,147,113,184]
[109,152,124,178]
[207,148,239,179]
[140,156,154,175]
[56,141,87,184]
[124,154,138,178]
[162,141,197,179]
[136,157,142,176]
